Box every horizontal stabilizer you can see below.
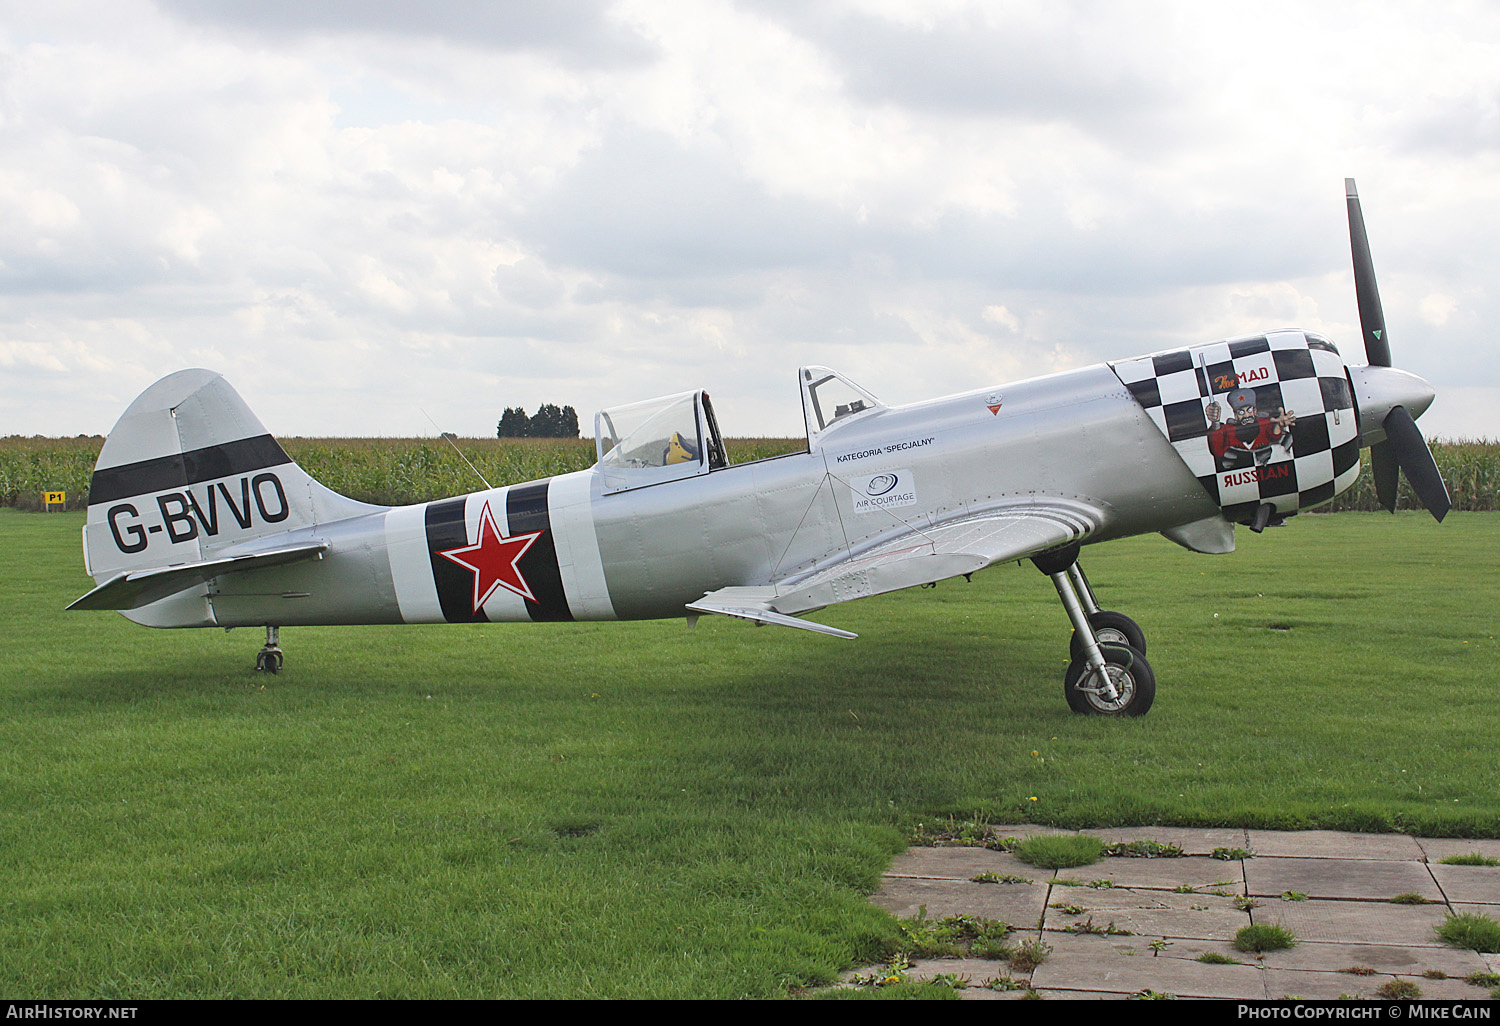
[686,594,858,639]
[68,541,329,611]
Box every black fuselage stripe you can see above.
[89,434,292,505]
[506,481,574,622]
[425,497,489,624]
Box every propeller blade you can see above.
[1346,178,1392,368]
[1383,405,1452,522]
[1371,439,1400,513]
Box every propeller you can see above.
[1345,179,1451,521]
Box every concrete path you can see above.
[854,825,1500,1000]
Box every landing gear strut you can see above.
[1032,545,1153,716]
[255,625,283,674]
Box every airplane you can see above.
[67,181,1450,716]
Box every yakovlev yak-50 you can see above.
[69,182,1449,716]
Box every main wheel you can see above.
[1068,610,1146,663]
[256,649,283,674]
[1064,643,1154,716]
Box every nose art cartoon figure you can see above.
[1205,387,1296,472]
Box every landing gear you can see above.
[1063,643,1155,716]
[1032,544,1154,716]
[1068,609,1146,663]
[255,625,283,674]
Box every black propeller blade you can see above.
[1383,406,1452,521]
[1345,178,1449,522]
[1371,438,1401,513]
[1346,178,1392,368]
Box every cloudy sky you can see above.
[3,0,1498,442]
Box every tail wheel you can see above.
[1064,643,1154,716]
[1068,610,1146,663]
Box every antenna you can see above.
[420,408,493,491]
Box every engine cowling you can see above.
[1112,329,1361,524]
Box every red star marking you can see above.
[437,501,543,613]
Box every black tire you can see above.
[256,650,283,674]
[1068,610,1146,663]
[1064,643,1155,716]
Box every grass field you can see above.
[2,508,1497,998]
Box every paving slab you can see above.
[1128,935,1255,965]
[1451,901,1500,927]
[884,847,1042,882]
[1257,939,1493,977]
[985,823,1076,839]
[898,956,1028,989]
[860,830,1500,1002]
[838,957,1034,999]
[1245,829,1426,860]
[1415,974,1500,1000]
[1417,837,1500,863]
[1095,825,1251,855]
[1250,897,1451,947]
[1022,929,1255,969]
[869,875,1048,927]
[955,986,1026,1000]
[1258,967,1450,1001]
[1259,967,1391,1001]
[1031,930,1266,998]
[1078,854,1245,892]
[1042,888,1249,941]
[1245,855,1443,901]
[1432,863,1500,904]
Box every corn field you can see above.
[3,435,1496,514]
[1318,439,1500,513]
[0,436,807,510]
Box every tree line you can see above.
[497,404,580,439]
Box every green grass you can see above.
[895,910,1012,959]
[1196,952,1243,965]
[4,510,1500,997]
[1436,913,1500,952]
[1234,924,1298,953]
[1212,847,1256,860]
[1011,834,1105,869]
[1104,839,1184,858]
[1439,852,1500,866]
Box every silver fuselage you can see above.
[145,363,1219,630]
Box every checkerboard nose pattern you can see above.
[1111,330,1361,523]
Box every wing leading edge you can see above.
[687,498,1105,637]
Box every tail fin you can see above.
[82,369,378,588]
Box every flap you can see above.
[685,593,858,639]
[691,498,1104,632]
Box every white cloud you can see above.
[0,0,1496,443]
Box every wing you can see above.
[687,498,1104,637]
